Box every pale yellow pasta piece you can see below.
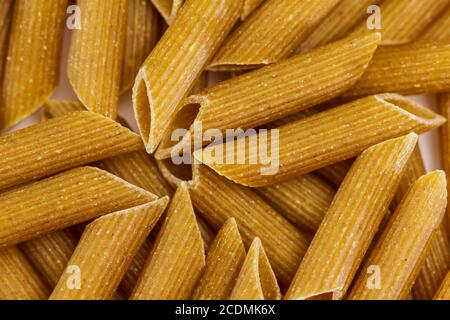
[434,271,450,300]
[209,0,341,70]
[241,0,265,20]
[285,134,418,300]
[133,0,242,153]
[131,184,205,300]
[19,230,79,288]
[192,218,246,300]
[419,5,450,42]
[158,162,312,289]
[68,0,127,119]
[257,173,335,232]
[121,0,159,93]
[50,200,168,300]
[0,247,50,300]
[349,171,447,300]
[151,0,183,24]
[157,33,381,159]
[342,43,450,98]
[230,238,280,300]
[0,0,12,88]
[0,166,159,247]
[196,94,444,187]
[298,0,384,52]
[351,0,450,45]
[0,111,143,191]
[0,0,67,131]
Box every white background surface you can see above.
[5,29,443,173]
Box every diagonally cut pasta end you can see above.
[132,69,158,154]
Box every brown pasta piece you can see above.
[192,218,246,300]
[131,184,205,300]
[230,238,281,300]
[68,0,127,119]
[0,0,67,131]
[50,200,168,300]
[0,111,143,191]
[0,247,50,300]
[0,166,159,247]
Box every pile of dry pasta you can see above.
[0,0,450,301]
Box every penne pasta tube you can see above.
[0,0,67,131]
[230,238,281,300]
[158,162,312,289]
[0,166,160,247]
[196,94,445,187]
[418,5,450,42]
[342,43,450,99]
[121,0,159,93]
[351,0,450,45]
[384,145,450,300]
[131,184,205,300]
[0,0,13,88]
[241,0,265,20]
[434,271,450,300]
[0,247,50,300]
[19,230,79,289]
[68,0,127,119]
[0,111,143,191]
[285,133,418,300]
[50,200,168,300]
[151,0,183,24]
[133,0,242,154]
[208,0,341,70]
[349,171,447,300]
[257,173,335,232]
[157,33,381,159]
[297,0,384,52]
[192,218,246,300]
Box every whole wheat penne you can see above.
[434,271,450,300]
[241,0,265,20]
[418,5,450,42]
[257,173,335,232]
[0,0,12,88]
[208,0,341,70]
[121,0,159,93]
[351,0,450,45]
[50,200,168,300]
[0,111,143,191]
[230,238,280,300]
[158,162,312,289]
[151,0,183,24]
[131,184,205,300]
[0,166,160,247]
[298,0,384,53]
[349,171,447,300]
[384,145,450,300]
[68,0,127,119]
[0,0,67,131]
[133,0,242,154]
[342,44,450,99]
[196,94,444,187]
[157,33,381,159]
[285,134,418,300]
[19,230,79,289]
[192,218,246,300]
[0,247,50,300]
[315,160,354,187]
